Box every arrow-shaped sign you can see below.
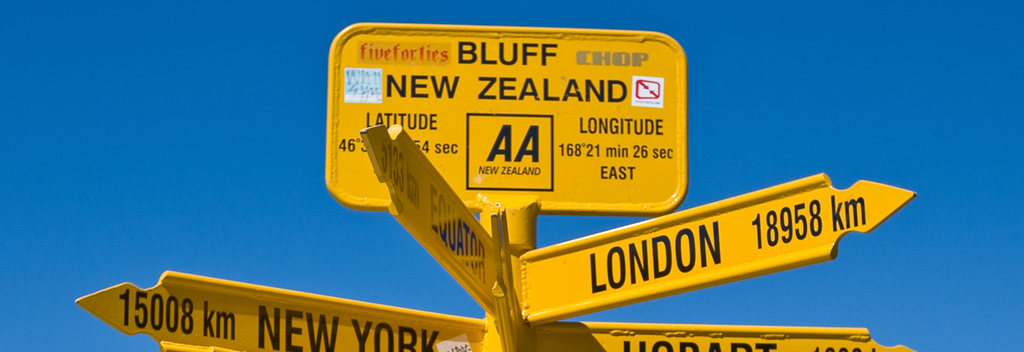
[520,174,915,325]
[77,271,485,352]
[535,321,914,352]
[361,125,497,313]
[77,272,918,352]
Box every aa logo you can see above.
[487,125,539,163]
[466,113,553,191]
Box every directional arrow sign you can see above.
[535,321,915,352]
[77,271,485,352]
[362,124,497,313]
[520,174,915,325]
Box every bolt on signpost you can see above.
[78,23,917,352]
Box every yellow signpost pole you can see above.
[520,174,915,325]
[488,208,529,352]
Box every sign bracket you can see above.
[479,196,539,257]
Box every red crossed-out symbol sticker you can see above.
[635,79,661,99]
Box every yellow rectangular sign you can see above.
[327,23,688,215]
[535,321,914,352]
[362,124,497,313]
[520,174,915,325]
[76,271,485,352]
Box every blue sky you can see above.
[2,1,1022,351]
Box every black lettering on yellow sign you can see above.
[258,306,340,352]
[579,117,664,135]
[386,75,459,98]
[601,166,635,180]
[365,112,438,130]
[118,289,196,335]
[352,319,440,352]
[832,195,866,231]
[478,166,543,175]
[474,166,543,175]
[752,200,823,249]
[257,306,441,352]
[458,42,557,66]
[466,113,554,191]
[487,125,539,162]
[430,185,487,284]
[203,301,235,340]
[590,222,721,293]
[375,137,421,210]
[477,77,626,102]
[623,340,778,352]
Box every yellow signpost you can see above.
[327,23,688,215]
[535,322,913,352]
[76,271,485,352]
[520,174,915,325]
[79,23,920,352]
[362,124,497,313]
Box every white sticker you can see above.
[631,75,664,108]
[344,68,383,103]
[435,334,472,352]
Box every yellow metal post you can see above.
[479,195,539,255]
[480,197,540,352]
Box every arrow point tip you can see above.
[854,180,917,202]
[77,282,142,332]
[891,185,917,206]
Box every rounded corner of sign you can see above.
[329,192,363,210]
[648,191,687,216]
[652,162,690,215]
[672,42,689,63]
[641,31,687,61]
[325,185,382,212]
[336,22,374,39]
[330,23,378,55]
[670,186,689,212]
